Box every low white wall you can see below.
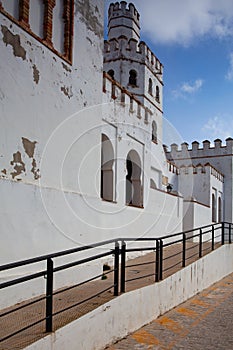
[24,244,233,350]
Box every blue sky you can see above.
[104,0,233,146]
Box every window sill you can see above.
[126,204,144,209]
[101,198,117,204]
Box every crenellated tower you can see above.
[108,1,140,40]
[104,2,164,119]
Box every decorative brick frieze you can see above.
[0,0,74,64]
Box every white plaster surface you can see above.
[1,1,233,335]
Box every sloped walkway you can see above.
[107,272,233,349]
[0,242,219,350]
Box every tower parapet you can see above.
[104,37,163,81]
[104,2,163,112]
[108,2,140,40]
[166,139,233,162]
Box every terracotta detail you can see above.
[0,0,74,64]
[19,0,30,28]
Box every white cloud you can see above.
[225,53,233,81]
[201,115,233,141]
[181,79,203,93]
[106,0,233,46]
[172,79,203,99]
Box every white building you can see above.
[0,0,231,268]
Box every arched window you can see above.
[108,69,115,80]
[218,197,222,222]
[152,121,157,143]
[126,150,143,207]
[101,134,114,201]
[129,70,137,86]
[148,78,153,95]
[212,193,216,222]
[156,86,160,102]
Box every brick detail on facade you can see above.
[0,0,74,64]
[19,0,30,28]
[63,0,74,61]
[43,0,55,46]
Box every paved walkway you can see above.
[106,272,233,350]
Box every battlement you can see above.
[104,37,163,79]
[103,71,152,125]
[166,138,233,160]
[179,163,224,182]
[108,2,140,27]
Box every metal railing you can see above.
[0,239,119,344]
[0,222,232,346]
[120,222,231,292]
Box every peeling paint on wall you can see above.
[31,159,40,180]
[62,62,71,72]
[1,25,26,60]
[22,137,37,158]
[61,86,73,99]
[1,169,7,175]
[32,65,40,84]
[76,0,103,39]
[10,152,26,179]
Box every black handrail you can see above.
[0,238,118,272]
[0,222,226,274]
[0,221,232,345]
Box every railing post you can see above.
[221,222,225,245]
[155,239,160,282]
[212,225,215,250]
[46,258,53,333]
[199,229,202,258]
[182,233,186,267]
[159,239,163,280]
[229,223,232,244]
[114,242,119,296]
[120,241,126,293]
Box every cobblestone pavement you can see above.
[107,272,233,350]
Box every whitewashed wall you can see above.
[167,140,233,222]
[0,0,104,187]
[0,0,104,263]
[183,200,211,233]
